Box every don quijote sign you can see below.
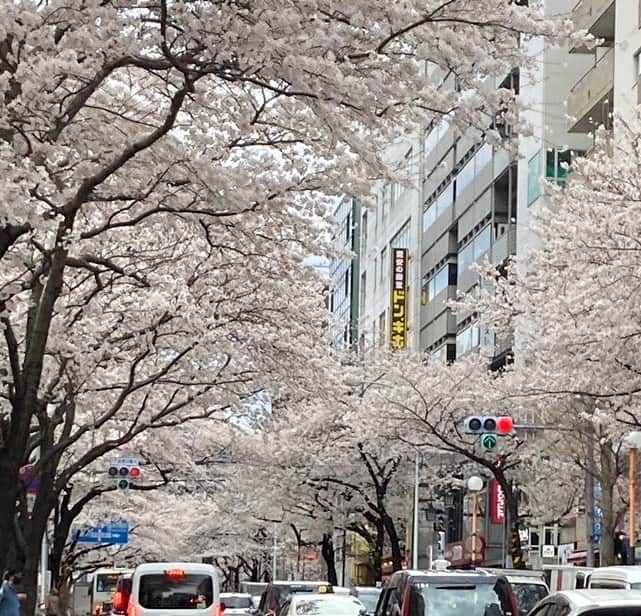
[490,479,506,525]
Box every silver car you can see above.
[528,589,641,616]
[221,593,255,616]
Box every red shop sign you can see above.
[490,479,506,525]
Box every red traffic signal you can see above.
[496,416,514,435]
[129,467,141,479]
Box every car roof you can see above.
[291,594,363,603]
[396,569,497,584]
[270,581,330,587]
[590,566,641,581]
[552,589,641,607]
[221,593,252,597]
[133,562,218,575]
[354,587,381,592]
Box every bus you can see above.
[91,568,132,616]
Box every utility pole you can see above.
[412,452,419,569]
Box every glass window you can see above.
[391,182,401,205]
[528,152,541,205]
[361,211,368,252]
[476,143,493,171]
[423,203,437,231]
[96,574,120,594]
[545,149,583,184]
[293,597,365,616]
[138,574,214,609]
[459,241,474,273]
[392,222,411,249]
[434,266,449,297]
[457,325,480,356]
[360,273,366,315]
[474,225,491,259]
[222,597,253,609]
[457,157,475,195]
[417,581,505,616]
[380,248,387,282]
[436,182,454,217]
[511,584,550,616]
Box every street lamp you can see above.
[468,476,484,565]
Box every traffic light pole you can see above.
[630,447,637,551]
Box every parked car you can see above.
[127,562,221,616]
[375,568,519,616]
[588,566,641,590]
[527,589,641,616]
[480,568,549,616]
[349,587,381,616]
[220,593,254,616]
[280,594,366,616]
[256,582,332,616]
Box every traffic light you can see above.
[464,416,514,435]
[108,465,141,489]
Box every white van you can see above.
[127,563,221,616]
[588,566,641,590]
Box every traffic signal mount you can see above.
[464,416,514,435]
[464,416,514,452]
[107,464,141,489]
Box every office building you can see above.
[329,197,362,349]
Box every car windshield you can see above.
[96,574,120,594]
[419,585,505,616]
[224,597,253,609]
[139,573,213,609]
[355,592,380,613]
[510,583,548,615]
[294,597,364,616]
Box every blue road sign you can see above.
[74,519,129,545]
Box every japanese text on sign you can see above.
[390,248,408,350]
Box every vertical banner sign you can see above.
[490,479,506,525]
[390,248,408,350]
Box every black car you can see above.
[375,569,520,616]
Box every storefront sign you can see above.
[390,248,408,350]
[490,479,506,525]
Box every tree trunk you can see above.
[369,524,384,585]
[321,533,338,586]
[0,442,25,574]
[496,474,524,568]
[383,514,403,572]
[599,441,617,566]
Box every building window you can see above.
[459,225,491,273]
[359,272,366,315]
[380,247,388,283]
[527,151,541,206]
[378,311,386,346]
[546,148,584,185]
[423,263,456,304]
[373,256,378,289]
[456,324,481,356]
[391,182,401,206]
[424,181,454,232]
[361,211,368,252]
[392,221,411,249]
[345,211,351,242]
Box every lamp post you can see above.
[467,476,484,565]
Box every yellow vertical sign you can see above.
[390,248,408,350]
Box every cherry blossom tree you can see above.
[0,1,580,609]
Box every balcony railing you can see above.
[572,0,615,47]
[567,46,614,133]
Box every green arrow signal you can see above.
[481,434,498,452]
